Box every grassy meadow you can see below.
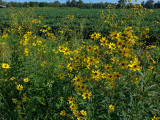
[0,5,160,120]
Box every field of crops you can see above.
[0,5,160,120]
[0,7,160,39]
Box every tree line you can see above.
[0,0,160,9]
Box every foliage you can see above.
[0,4,160,120]
[144,0,154,8]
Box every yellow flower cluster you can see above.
[90,32,101,40]
[60,96,88,119]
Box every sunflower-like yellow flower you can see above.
[109,104,115,111]
[17,84,23,91]
[23,78,30,83]
[109,43,116,50]
[128,57,142,71]
[118,60,128,69]
[24,48,29,54]
[91,32,101,40]
[63,47,70,55]
[67,62,74,71]
[60,110,66,116]
[82,90,92,99]
[80,110,87,116]
[152,116,160,120]
[2,63,10,69]
[59,46,65,52]
[58,73,65,79]
[68,96,76,104]
[70,103,78,111]
[110,31,121,40]
[73,110,80,117]
[123,26,133,35]
[92,70,101,81]
[72,75,83,85]
[100,37,108,46]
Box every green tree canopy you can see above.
[0,0,3,5]
[77,0,83,8]
[70,0,77,7]
[145,0,154,8]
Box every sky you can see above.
[3,0,160,4]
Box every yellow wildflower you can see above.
[68,96,76,104]
[110,31,121,40]
[80,110,87,116]
[82,90,92,99]
[24,48,29,54]
[70,103,77,111]
[109,43,116,50]
[60,110,66,116]
[10,77,15,81]
[128,57,142,71]
[58,73,65,79]
[17,84,23,91]
[109,104,115,111]
[73,110,80,117]
[23,78,30,83]
[2,63,10,69]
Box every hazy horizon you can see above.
[3,0,160,4]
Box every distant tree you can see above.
[145,0,154,8]
[126,3,131,8]
[18,2,23,7]
[6,2,12,7]
[39,2,48,7]
[118,0,127,8]
[93,3,106,9]
[70,0,77,7]
[0,0,2,5]
[29,1,39,7]
[60,3,67,7]
[23,2,29,7]
[66,0,71,7]
[118,0,127,4]
[53,1,60,7]
[104,2,109,7]
[141,1,145,7]
[83,3,92,9]
[77,0,83,8]
[35,2,39,7]
[8,2,21,7]
[29,1,34,7]
[99,2,106,9]
[154,1,160,8]
[92,3,97,8]
[0,0,6,5]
